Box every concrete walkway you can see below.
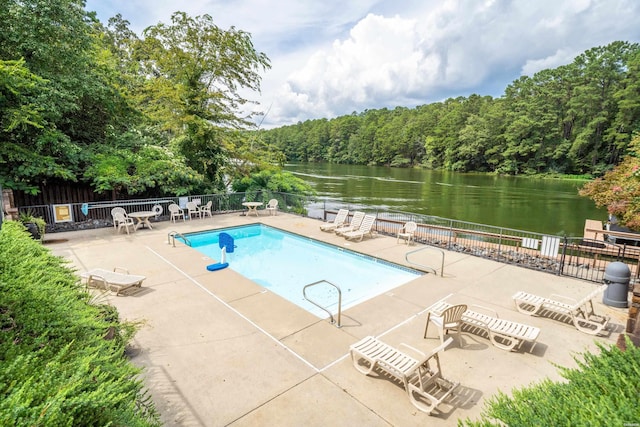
[47,212,628,426]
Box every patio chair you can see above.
[110,207,127,230]
[186,201,201,219]
[343,214,377,242]
[320,209,349,232]
[168,203,185,223]
[397,221,418,245]
[81,267,146,296]
[113,211,135,234]
[423,304,467,348]
[265,199,278,215]
[512,286,609,335]
[350,336,459,415]
[334,211,366,236]
[199,200,213,218]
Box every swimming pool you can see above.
[180,225,422,318]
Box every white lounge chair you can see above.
[512,286,609,335]
[265,199,278,215]
[113,211,135,234]
[334,211,365,236]
[423,303,467,348]
[168,203,185,222]
[425,300,541,351]
[343,214,377,242]
[320,209,349,232]
[350,336,459,415]
[81,267,146,296]
[461,305,541,351]
[397,221,418,245]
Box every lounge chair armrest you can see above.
[113,267,130,274]
[399,343,426,358]
[469,304,499,318]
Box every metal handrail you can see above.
[405,246,445,277]
[168,231,191,247]
[303,280,342,327]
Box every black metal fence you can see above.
[13,192,639,284]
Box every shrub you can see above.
[0,221,159,426]
[461,336,640,426]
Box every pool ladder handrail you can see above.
[168,231,191,247]
[303,280,342,328]
[404,246,445,277]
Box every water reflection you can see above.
[285,163,606,237]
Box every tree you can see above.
[231,169,315,214]
[133,12,271,189]
[579,134,640,229]
[567,42,638,173]
[0,59,76,193]
[232,168,312,193]
[0,0,145,194]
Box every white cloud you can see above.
[86,0,640,128]
[521,49,578,77]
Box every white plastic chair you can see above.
[424,304,468,348]
[199,200,213,218]
[265,199,278,216]
[397,221,418,245]
[113,212,135,234]
[186,201,201,219]
[110,207,127,230]
[168,203,185,222]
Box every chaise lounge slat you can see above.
[512,286,609,335]
[350,336,459,415]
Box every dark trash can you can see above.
[603,261,630,308]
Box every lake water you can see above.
[284,163,607,237]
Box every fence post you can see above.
[558,236,568,276]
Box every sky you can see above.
[85,0,640,129]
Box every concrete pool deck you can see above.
[47,212,629,426]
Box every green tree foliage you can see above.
[261,41,640,177]
[0,59,77,193]
[1,3,272,198]
[231,169,315,214]
[131,12,271,189]
[462,337,640,426]
[0,221,159,425]
[0,0,141,194]
[232,168,314,196]
[84,141,205,198]
[579,134,640,229]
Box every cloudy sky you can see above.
[85,0,640,128]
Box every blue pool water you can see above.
[181,225,422,318]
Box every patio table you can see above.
[128,211,155,229]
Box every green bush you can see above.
[0,221,159,426]
[461,336,640,426]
